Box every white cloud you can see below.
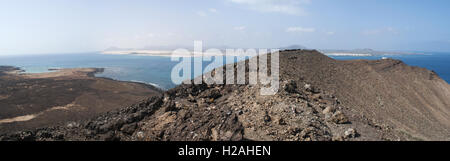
[326,31,335,35]
[362,27,399,36]
[229,0,310,16]
[234,26,246,31]
[196,11,207,17]
[196,8,218,17]
[362,29,380,35]
[386,27,394,32]
[286,27,315,33]
[209,8,218,13]
[166,32,176,37]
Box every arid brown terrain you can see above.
[0,66,161,133]
[1,50,449,141]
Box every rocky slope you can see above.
[1,50,449,141]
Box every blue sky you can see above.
[1,0,450,55]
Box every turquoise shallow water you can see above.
[0,53,241,90]
[0,52,448,90]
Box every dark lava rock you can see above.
[329,111,350,124]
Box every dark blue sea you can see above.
[329,52,450,84]
[0,52,448,90]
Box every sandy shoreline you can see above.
[6,67,104,79]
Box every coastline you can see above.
[0,66,103,78]
[0,65,162,133]
[1,65,167,92]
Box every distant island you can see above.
[319,48,423,56]
[102,46,424,58]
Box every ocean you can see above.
[329,52,450,84]
[0,53,240,90]
[0,52,449,90]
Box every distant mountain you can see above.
[280,45,308,50]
